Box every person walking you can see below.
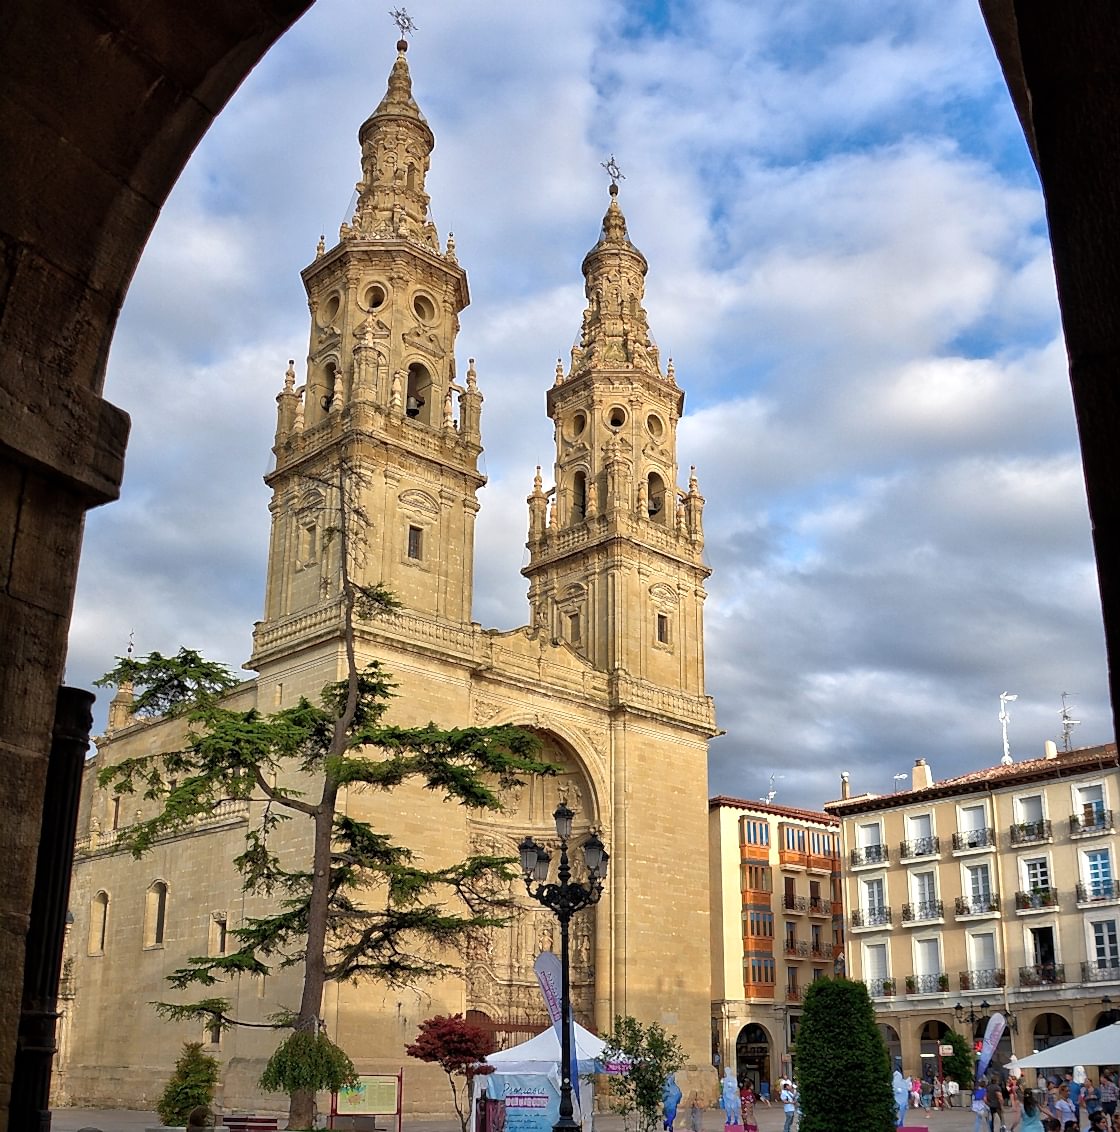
[973,1078,990,1132]
[1017,1088,1047,1132]
[1100,1071,1119,1121]
[988,1078,1006,1132]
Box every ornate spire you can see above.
[571,180,661,379]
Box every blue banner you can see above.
[494,1073,561,1132]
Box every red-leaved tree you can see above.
[406,1014,496,1132]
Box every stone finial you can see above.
[466,358,478,390]
[689,465,699,494]
[316,234,326,257]
[446,231,458,263]
[533,466,543,494]
[555,357,564,384]
[443,388,454,428]
[283,359,296,392]
[667,357,676,383]
[390,370,404,411]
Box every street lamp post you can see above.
[519,803,609,1132]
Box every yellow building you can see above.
[709,797,843,1091]
[58,35,716,1113]
[824,742,1120,1075]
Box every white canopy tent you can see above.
[485,1023,609,1075]
[1009,1023,1120,1069]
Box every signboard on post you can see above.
[330,1069,403,1130]
[939,1045,954,1056]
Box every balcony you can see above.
[851,906,893,929]
[1071,810,1115,837]
[954,894,1001,918]
[784,939,810,958]
[782,894,808,914]
[960,968,1006,991]
[1010,819,1052,846]
[810,944,830,960]
[808,895,832,916]
[786,984,803,1002]
[1015,888,1059,911]
[867,977,896,998]
[807,852,840,874]
[1081,960,1120,983]
[1019,962,1065,988]
[1076,880,1120,906]
[850,844,890,867]
[899,835,940,860]
[901,900,944,924]
[952,827,996,852]
[905,973,951,995]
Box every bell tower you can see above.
[522,179,710,696]
[252,36,485,670]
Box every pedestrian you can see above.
[1087,1078,1103,1120]
[780,1079,797,1132]
[1053,1084,1077,1130]
[1101,1071,1119,1121]
[988,1078,1005,1132]
[688,1090,703,1132]
[739,1083,758,1132]
[973,1078,990,1132]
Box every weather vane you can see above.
[601,154,625,188]
[389,8,417,37]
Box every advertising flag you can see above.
[975,1012,1006,1081]
[534,950,580,1113]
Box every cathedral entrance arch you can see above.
[465,729,601,1034]
[735,1023,772,1090]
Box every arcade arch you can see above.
[736,1022,773,1091]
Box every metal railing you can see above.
[955,894,1001,916]
[1081,960,1120,983]
[899,835,940,859]
[1015,888,1059,910]
[959,968,1005,990]
[1019,963,1065,987]
[952,827,996,851]
[1010,819,1052,846]
[902,900,944,922]
[782,894,808,912]
[1076,880,1119,903]
[905,973,950,994]
[850,844,890,866]
[784,940,809,957]
[1071,809,1115,835]
[808,895,831,915]
[851,906,892,928]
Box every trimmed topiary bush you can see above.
[156,1041,219,1127]
[796,978,896,1132]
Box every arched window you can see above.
[145,881,168,947]
[89,891,109,955]
[647,472,667,524]
[572,471,587,523]
[406,362,434,423]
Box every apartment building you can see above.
[823,742,1120,1074]
[710,797,844,1088]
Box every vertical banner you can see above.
[975,1012,1006,1081]
[534,950,581,1113]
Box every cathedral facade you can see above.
[59,37,716,1113]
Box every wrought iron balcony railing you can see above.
[783,894,808,912]
[1071,810,1115,836]
[784,940,810,957]
[955,894,1000,916]
[850,844,890,867]
[1009,819,1052,846]
[851,906,892,928]
[902,900,944,923]
[1076,880,1119,903]
[952,827,996,851]
[1015,888,1059,910]
[899,835,940,860]
[1081,960,1120,983]
[959,968,1005,991]
[1019,962,1065,987]
[904,973,950,994]
[867,977,896,997]
[808,895,831,915]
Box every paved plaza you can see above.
[51,1105,988,1132]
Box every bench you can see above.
[221,1118,280,1132]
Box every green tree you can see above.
[601,1015,686,1132]
[406,1013,496,1132]
[96,469,552,1130]
[156,1041,220,1127]
[939,1029,975,1088]
[795,978,896,1132]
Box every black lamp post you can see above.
[955,1000,991,1042]
[519,802,609,1132]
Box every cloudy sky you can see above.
[65,0,1113,809]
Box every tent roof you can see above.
[486,1024,607,1074]
[1010,1023,1120,1069]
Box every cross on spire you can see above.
[601,154,625,188]
[389,8,417,38]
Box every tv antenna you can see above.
[1058,691,1081,752]
[999,692,1018,765]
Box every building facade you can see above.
[58,36,716,1113]
[709,797,843,1092]
[825,743,1120,1076]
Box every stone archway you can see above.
[1031,1012,1075,1053]
[917,1019,950,1083]
[735,1022,773,1092]
[465,731,600,1033]
[879,1023,902,1069]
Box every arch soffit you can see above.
[470,712,607,829]
[1025,1010,1074,1034]
[735,1020,776,1047]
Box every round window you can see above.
[568,411,587,439]
[412,293,437,322]
[364,283,387,310]
[607,406,627,430]
[646,413,664,439]
[319,293,341,326]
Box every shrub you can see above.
[796,978,896,1132]
[156,1042,220,1127]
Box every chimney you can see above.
[840,771,850,800]
[1044,739,1058,760]
[912,758,933,790]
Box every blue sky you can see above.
[65,0,1112,809]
